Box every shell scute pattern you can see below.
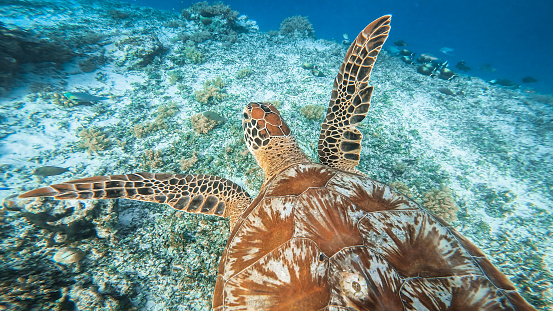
[328,246,404,309]
[215,163,528,310]
[359,210,481,278]
[264,164,336,197]
[326,172,417,213]
[401,276,515,310]
[294,187,364,257]
[222,196,296,281]
[224,238,329,309]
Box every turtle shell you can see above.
[213,163,534,310]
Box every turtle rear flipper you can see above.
[318,15,391,172]
[18,173,251,228]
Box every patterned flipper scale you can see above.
[318,15,391,171]
[18,173,252,226]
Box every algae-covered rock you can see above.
[114,34,163,69]
[0,22,74,95]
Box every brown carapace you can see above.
[213,163,535,310]
[18,15,536,310]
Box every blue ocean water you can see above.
[124,0,553,94]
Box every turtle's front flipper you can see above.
[18,173,251,228]
[318,15,390,172]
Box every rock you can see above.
[114,34,163,69]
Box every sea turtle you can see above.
[19,15,536,310]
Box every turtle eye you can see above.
[243,112,249,119]
[318,253,325,262]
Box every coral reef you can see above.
[179,1,252,46]
[191,113,217,134]
[142,149,163,170]
[184,46,206,64]
[180,152,198,171]
[132,103,179,138]
[388,181,413,197]
[0,266,75,310]
[279,16,315,38]
[194,77,226,104]
[77,128,111,154]
[422,186,459,222]
[186,1,243,33]
[300,104,325,120]
[189,31,211,44]
[0,196,123,310]
[1,1,551,309]
[189,2,238,20]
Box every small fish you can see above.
[203,111,226,123]
[399,49,414,57]
[522,76,537,83]
[437,87,455,96]
[394,40,408,46]
[301,63,315,70]
[312,69,325,77]
[0,187,11,190]
[33,166,69,177]
[439,47,454,55]
[455,60,471,72]
[64,92,108,103]
[489,79,518,88]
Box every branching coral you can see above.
[142,149,163,170]
[132,103,179,138]
[167,70,181,85]
[388,181,412,197]
[184,46,205,64]
[77,128,111,154]
[279,16,315,38]
[194,77,226,104]
[422,186,459,222]
[191,113,217,134]
[179,152,198,171]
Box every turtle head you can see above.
[243,102,310,181]
[243,102,291,151]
